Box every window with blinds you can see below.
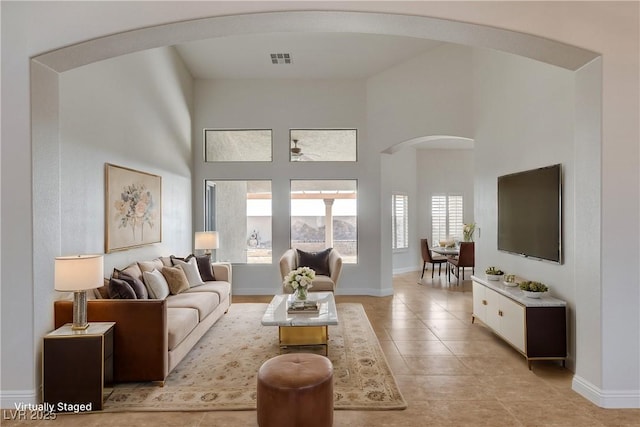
[431,194,463,244]
[392,193,409,250]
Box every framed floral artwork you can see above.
[105,163,162,253]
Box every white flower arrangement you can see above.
[284,266,316,291]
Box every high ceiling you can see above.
[174,32,472,150]
[174,32,442,80]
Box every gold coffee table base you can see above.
[279,325,328,356]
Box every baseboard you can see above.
[572,375,640,408]
[0,389,37,409]
[392,266,420,275]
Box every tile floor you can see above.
[5,272,639,426]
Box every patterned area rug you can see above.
[105,303,407,412]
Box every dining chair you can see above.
[420,238,448,279]
[447,242,475,285]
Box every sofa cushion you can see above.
[142,269,170,300]
[166,292,220,321]
[194,255,216,282]
[183,281,231,303]
[95,282,110,299]
[310,275,335,292]
[162,265,190,295]
[113,270,148,299]
[108,277,137,299]
[170,253,194,264]
[297,248,332,276]
[116,263,144,282]
[172,257,205,287]
[138,258,164,274]
[166,307,199,351]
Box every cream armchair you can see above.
[279,248,343,293]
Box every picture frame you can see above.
[105,163,162,253]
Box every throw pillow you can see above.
[297,248,332,276]
[170,254,195,264]
[194,254,216,282]
[113,269,149,299]
[142,269,170,300]
[161,265,190,295]
[172,257,205,287]
[118,263,143,281]
[94,279,111,299]
[108,277,137,299]
[138,258,165,274]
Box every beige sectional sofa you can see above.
[54,256,232,384]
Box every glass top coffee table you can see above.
[261,292,338,355]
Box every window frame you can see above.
[289,179,358,264]
[203,129,273,163]
[289,128,358,162]
[203,179,273,264]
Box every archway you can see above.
[30,10,602,405]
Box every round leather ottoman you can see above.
[257,353,334,427]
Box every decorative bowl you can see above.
[486,274,504,281]
[522,290,545,299]
[503,281,518,287]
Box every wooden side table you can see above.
[43,322,114,412]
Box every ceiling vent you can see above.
[270,53,292,64]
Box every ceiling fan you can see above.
[290,139,319,161]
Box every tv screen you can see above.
[498,164,562,263]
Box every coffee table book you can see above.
[288,300,319,315]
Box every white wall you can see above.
[31,46,193,403]
[387,147,419,274]
[191,79,386,296]
[366,43,475,147]
[59,47,194,269]
[472,48,577,363]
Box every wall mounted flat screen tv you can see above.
[498,164,562,263]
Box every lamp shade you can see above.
[194,231,219,250]
[54,255,104,291]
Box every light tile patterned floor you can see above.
[6,272,639,426]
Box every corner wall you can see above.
[29,46,194,404]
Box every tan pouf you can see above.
[257,353,334,427]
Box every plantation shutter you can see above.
[431,195,447,244]
[448,195,464,240]
[392,194,409,249]
[431,194,464,244]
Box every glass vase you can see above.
[295,287,308,301]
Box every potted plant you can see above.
[463,222,476,242]
[519,281,549,298]
[485,266,504,281]
[503,274,517,287]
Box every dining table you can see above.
[430,246,460,257]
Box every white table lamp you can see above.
[195,231,219,259]
[54,255,104,330]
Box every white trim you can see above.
[572,375,640,408]
[393,266,420,275]
[0,389,38,409]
